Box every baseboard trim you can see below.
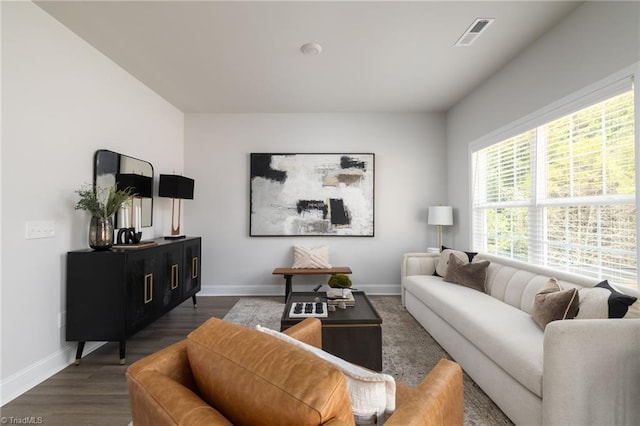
[199,283,401,296]
[0,341,105,406]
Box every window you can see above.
[472,85,636,287]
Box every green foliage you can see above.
[328,274,352,288]
[75,184,134,218]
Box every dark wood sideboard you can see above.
[66,237,201,364]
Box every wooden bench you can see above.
[272,267,352,302]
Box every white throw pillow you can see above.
[576,280,638,319]
[292,245,331,269]
[435,249,469,277]
[575,287,610,319]
[256,325,395,424]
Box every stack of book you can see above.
[326,288,355,306]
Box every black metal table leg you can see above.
[284,274,293,302]
[192,294,197,308]
[74,341,85,366]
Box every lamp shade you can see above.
[158,174,195,200]
[428,206,453,226]
[115,173,153,198]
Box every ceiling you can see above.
[36,1,581,113]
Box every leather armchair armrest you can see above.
[386,359,463,426]
[127,369,232,426]
[283,317,322,348]
[127,340,198,393]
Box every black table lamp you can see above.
[115,173,153,231]
[158,174,195,239]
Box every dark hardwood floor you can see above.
[0,296,240,426]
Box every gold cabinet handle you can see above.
[192,257,199,279]
[144,273,153,304]
[171,264,179,290]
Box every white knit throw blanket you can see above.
[256,325,396,423]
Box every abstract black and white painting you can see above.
[250,153,374,236]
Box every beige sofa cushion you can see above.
[404,276,544,397]
[186,317,354,426]
[475,253,599,314]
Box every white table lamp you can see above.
[428,206,453,251]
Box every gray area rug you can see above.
[223,295,513,425]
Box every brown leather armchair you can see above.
[127,317,463,426]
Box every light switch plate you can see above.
[26,221,56,239]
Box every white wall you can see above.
[446,1,640,249]
[184,113,446,295]
[1,2,184,404]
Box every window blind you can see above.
[472,85,636,287]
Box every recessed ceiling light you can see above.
[300,42,322,56]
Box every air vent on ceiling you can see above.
[455,18,495,47]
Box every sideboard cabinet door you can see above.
[66,251,127,343]
[125,250,159,333]
[158,243,184,312]
[183,237,201,300]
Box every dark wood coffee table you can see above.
[280,291,382,371]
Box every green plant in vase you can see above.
[328,274,352,288]
[75,184,134,250]
[75,184,133,218]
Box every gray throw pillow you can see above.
[532,278,579,330]
[443,253,490,293]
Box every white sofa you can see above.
[401,251,640,426]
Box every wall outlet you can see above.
[58,311,66,328]
[26,221,55,239]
